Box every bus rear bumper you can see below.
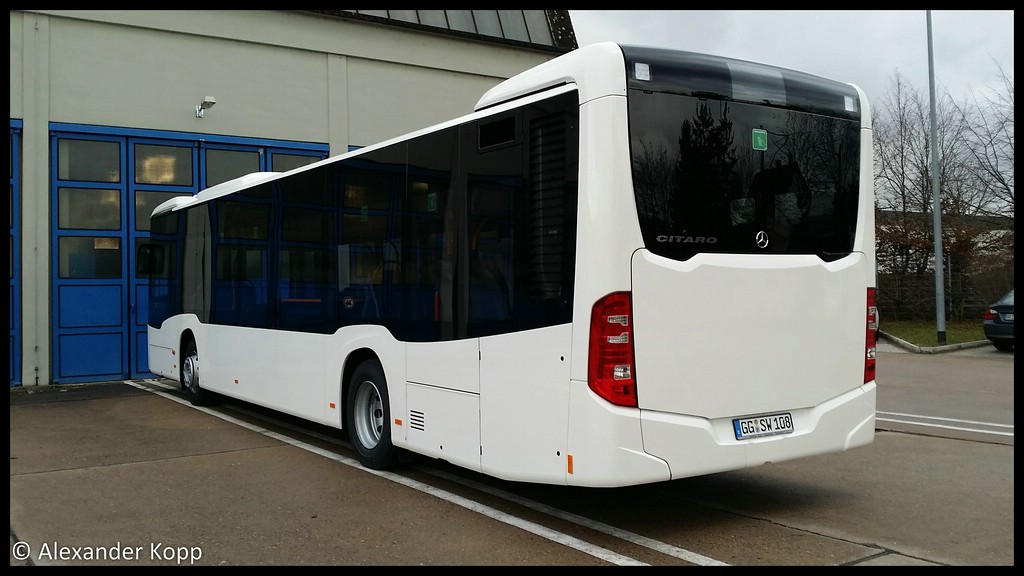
[641,382,876,480]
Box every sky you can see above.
[568,10,1014,109]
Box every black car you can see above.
[982,288,1014,351]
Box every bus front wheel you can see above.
[181,340,211,406]
[346,359,399,470]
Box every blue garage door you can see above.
[50,126,325,384]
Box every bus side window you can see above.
[340,285,380,321]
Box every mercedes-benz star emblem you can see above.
[755,230,769,249]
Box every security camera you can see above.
[200,96,216,110]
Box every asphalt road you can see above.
[9,340,1014,566]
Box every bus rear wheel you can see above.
[346,359,399,470]
[181,340,211,406]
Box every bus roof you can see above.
[477,41,868,126]
[475,41,626,110]
[151,171,282,218]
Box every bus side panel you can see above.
[149,316,404,430]
[855,120,877,281]
[406,339,480,394]
[564,382,671,487]
[147,318,188,381]
[201,325,316,414]
[568,93,642,385]
[479,324,572,484]
[402,339,482,468]
[404,383,481,472]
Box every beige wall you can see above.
[14,10,554,152]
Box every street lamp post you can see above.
[927,10,947,345]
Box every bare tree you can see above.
[873,71,967,274]
[632,139,676,227]
[872,67,1012,320]
[874,71,927,277]
[953,62,1014,222]
[950,62,1015,300]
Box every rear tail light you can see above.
[865,287,878,383]
[983,308,997,321]
[588,292,638,407]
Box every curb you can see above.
[878,331,991,354]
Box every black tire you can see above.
[992,340,1013,352]
[346,359,399,470]
[181,339,212,406]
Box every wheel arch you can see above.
[341,347,382,430]
[178,328,197,386]
[179,328,197,356]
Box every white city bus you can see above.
[142,42,877,487]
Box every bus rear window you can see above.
[628,91,861,261]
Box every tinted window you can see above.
[135,144,193,186]
[58,188,120,230]
[149,91,579,341]
[629,91,860,261]
[58,236,121,278]
[205,149,259,189]
[57,139,120,182]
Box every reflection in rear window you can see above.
[629,91,861,261]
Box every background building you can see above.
[9,10,577,386]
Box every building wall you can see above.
[14,10,553,146]
[9,9,563,385]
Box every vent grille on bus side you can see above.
[527,112,567,301]
[409,410,426,431]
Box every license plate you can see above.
[1004,313,1014,322]
[733,412,794,440]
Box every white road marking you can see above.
[130,379,726,566]
[876,411,1013,437]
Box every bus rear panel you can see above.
[560,44,876,485]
